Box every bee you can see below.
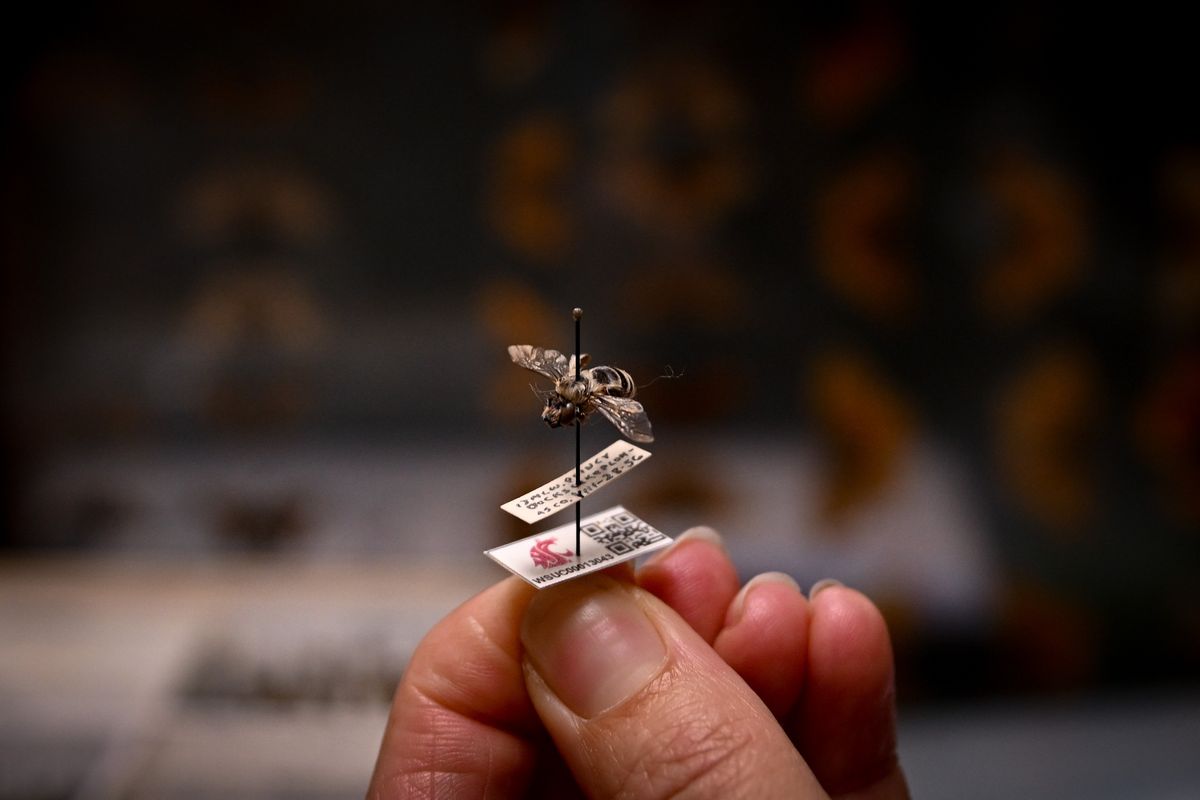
[508,344,654,443]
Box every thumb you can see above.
[520,574,826,799]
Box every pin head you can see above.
[572,307,583,320]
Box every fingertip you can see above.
[672,525,727,552]
[641,525,727,572]
[371,577,541,797]
[636,526,740,642]
[403,576,540,726]
[795,584,900,796]
[726,571,802,627]
[808,584,895,684]
[714,571,809,717]
[807,577,843,600]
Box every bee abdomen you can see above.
[588,366,636,397]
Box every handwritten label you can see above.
[501,441,652,523]
[485,506,671,588]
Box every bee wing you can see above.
[508,345,569,380]
[593,395,654,443]
[567,353,591,377]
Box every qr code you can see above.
[582,511,667,555]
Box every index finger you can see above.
[369,577,540,799]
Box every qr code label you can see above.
[582,511,668,555]
[485,506,672,588]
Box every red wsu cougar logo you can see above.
[530,537,573,568]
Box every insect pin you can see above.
[508,344,654,443]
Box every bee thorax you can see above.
[557,380,589,404]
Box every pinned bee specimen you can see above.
[508,344,654,443]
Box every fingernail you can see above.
[646,525,725,566]
[522,576,668,719]
[675,525,725,550]
[728,571,801,624]
[808,578,843,600]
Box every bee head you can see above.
[541,397,576,428]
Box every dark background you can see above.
[2,3,1199,797]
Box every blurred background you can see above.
[3,3,1199,798]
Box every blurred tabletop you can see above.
[2,558,1198,800]
[0,557,492,800]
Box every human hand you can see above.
[369,528,908,798]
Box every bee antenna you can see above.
[640,365,684,388]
